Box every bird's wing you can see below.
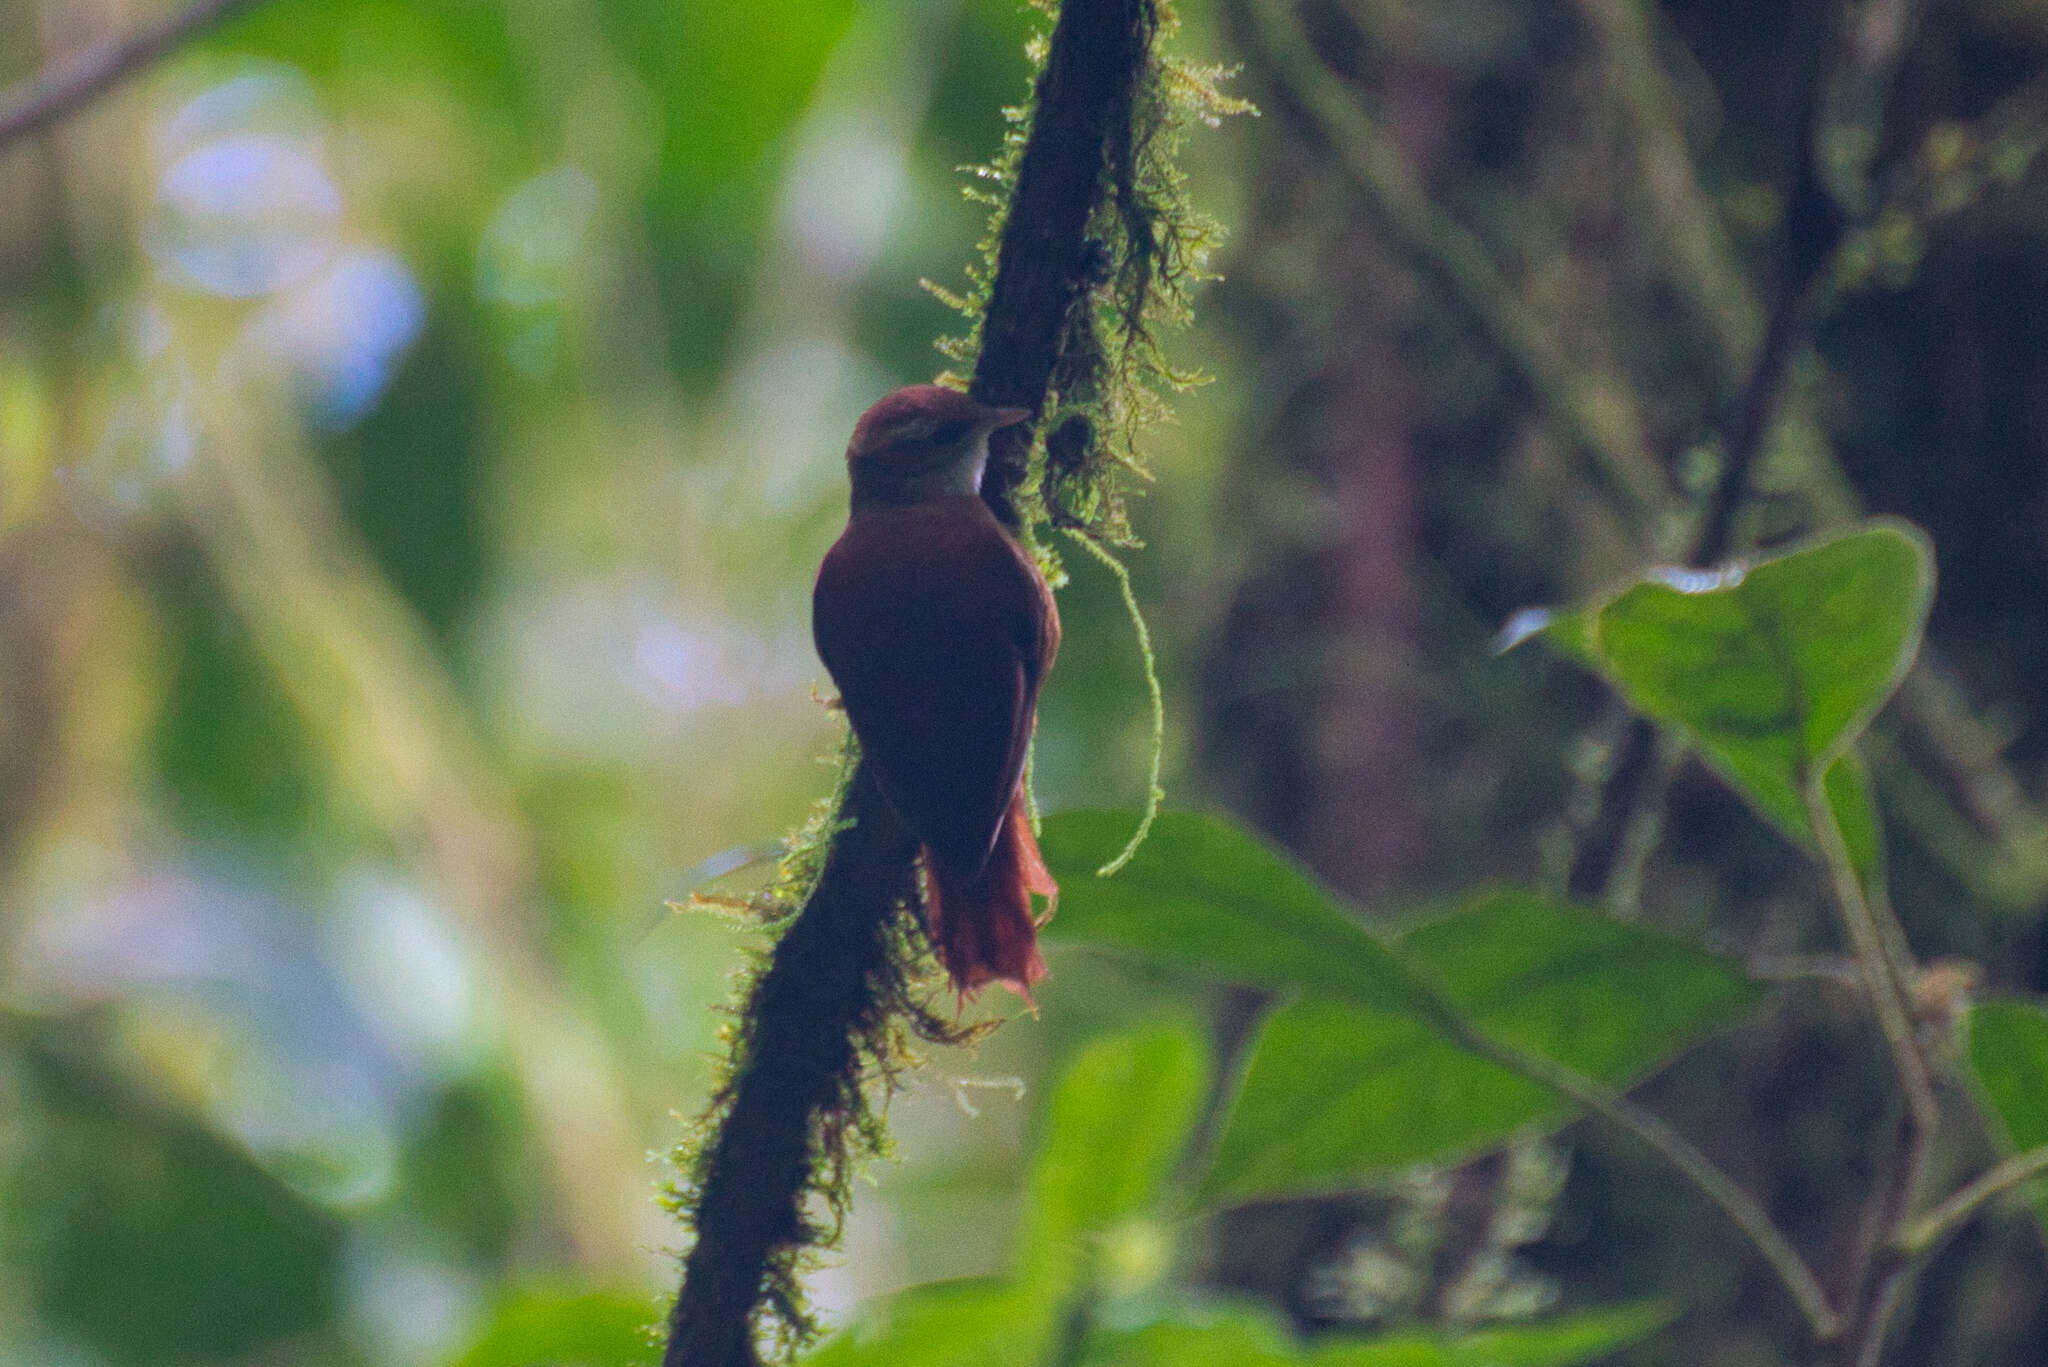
[813,498,1057,875]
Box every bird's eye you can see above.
[930,420,971,445]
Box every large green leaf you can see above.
[800,1280,1041,1367]
[804,1026,1208,1366]
[1026,1024,1208,1235]
[1042,812,1759,1201]
[1022,1024,1209,1285]
[1403,890,1763,1072]
[1318,1300,1670,1367]
[1204,890,1758,1202]
[1204,996,1544,1200]
[1083,1299,1670,1367]
[446,1290,655,1367]
[1040,811,1428,1015]
[1590,523,1932,839]
[1965,1001,2048,1235]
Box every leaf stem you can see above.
[1806,764,1940,1367]
[1401,980,1843,1342]
[1895,1145,2048,1255]
[1804,776,1939,1133]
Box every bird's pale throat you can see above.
[849,442,990,511]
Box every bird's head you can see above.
[846,384,1032,512]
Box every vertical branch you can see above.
[1689,17,1847,570]
[662,4,1153,1363]
[1567,6,1853,904]
[663,763,919,1367]
[971,0,1150,522]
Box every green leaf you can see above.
[1965,1000,2048,1234]
[799,1280,1042,1367]
[446,1290,655,1367]
[1040,811,1428,1015]
[1591,522,1932,835]
[1823,751,1887,897]
[1402,889,1763,1074]
[808,1026,1208,1367]
[1040,813,1759,1201]
[1204,890,1758,1202]
[1023,1023,1209,1283]
[1082,1307,1302,1367]
[1415,1300,1673,1367]
[1083,1299,1670,1367]
[1203,996,1543,1200]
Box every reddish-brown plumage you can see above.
[813,387,1059,999]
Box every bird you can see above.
[812,384,1061,1000]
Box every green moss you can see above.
[664,740,987,1356]
[664,5,1243,1357]
[935,0,1243,876]
[931,0,1249,562]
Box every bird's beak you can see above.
[988,406,1033,430]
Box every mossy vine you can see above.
[660,5,1242,1362]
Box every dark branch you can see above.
[1568,12,1853,903]
[661,4,1152,1363]
[1689,29,1847,569]
[662,764,918,1367]
[1564,716,1662,902]
[971,0,1151,523]
[0,0,265,153]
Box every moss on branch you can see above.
[659,4,1235,1363]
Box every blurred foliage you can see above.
[2,0,2048,1365]
[800,1023,1669,1367]
[1966,1001,2048,1236]
[6,1021,343,1364]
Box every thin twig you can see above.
[1573,0,1762,378]
[1565,715,1662,902]
[1693,25,1846,566]
[1849,1265,1914,1367]
[1805,778,1938,1133]
[0,0,265,152]
[1403,981,1843,1342]
[1843,1140,2048,1367]
[1236,0,1667,527]
[1895,1145,2048,1255]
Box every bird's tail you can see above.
[923,789,1056,1003]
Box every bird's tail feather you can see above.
[924,790,1056,1002]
